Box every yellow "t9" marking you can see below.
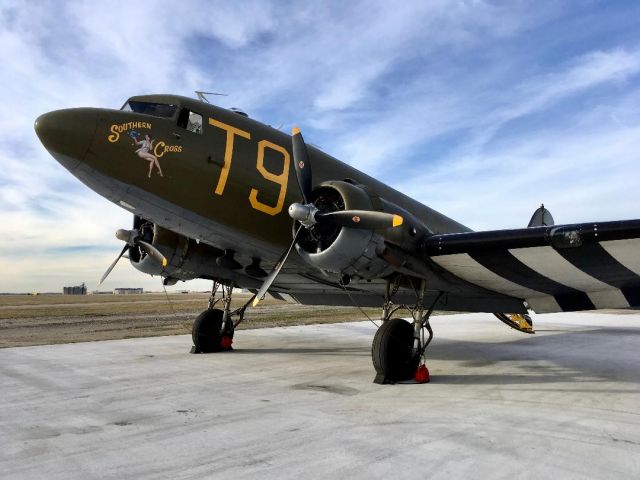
[208,116,291,216]
[208,118,251,196]
[249,140,290,216]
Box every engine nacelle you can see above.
[294,181,424,279]
[129,217,223,282]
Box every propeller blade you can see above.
[252,226,302,307]
[136,240,168,268]
[317,210,403,230]
[98,244,129,286]
[292,127,313,204]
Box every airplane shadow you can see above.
[230,325,640,386]
[417,325,640,386]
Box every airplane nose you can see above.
[35,108,98,170]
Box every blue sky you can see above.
[1,1,639,293]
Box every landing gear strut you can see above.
[372,278,442,384]
[191,281,253,353]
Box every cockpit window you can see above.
[177,108,203,134]
[122,100,177,118]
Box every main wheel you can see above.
[372,318,419,384]
[192,308,234,353]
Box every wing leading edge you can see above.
[424,219,640,313]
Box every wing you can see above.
[424,219,640,313]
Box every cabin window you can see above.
[122,101,177,118]
[177,108,203,134]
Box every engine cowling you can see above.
[293,181,422,279]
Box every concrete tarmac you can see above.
[2,312,640,479]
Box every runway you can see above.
[2,312,640,479]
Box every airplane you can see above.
[34,94,640,384]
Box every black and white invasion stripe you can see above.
[426,220,640,313]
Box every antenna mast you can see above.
[195,91,228,103]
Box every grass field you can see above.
[0,293,381,347]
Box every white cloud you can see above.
[403,89,640,229]
[327,47,640,176]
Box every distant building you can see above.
[63,283,87,295]
[114,287,143,295]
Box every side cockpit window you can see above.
[177,108,203,134]
[122,100,177,118]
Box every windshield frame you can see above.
[121,100,179,119]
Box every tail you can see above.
[528,203,554,227]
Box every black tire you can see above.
[192,309,234,353]
[372,318,419,383]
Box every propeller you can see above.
[98,228,167,286]
[252,127,404,306]
[252,226,302,307]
